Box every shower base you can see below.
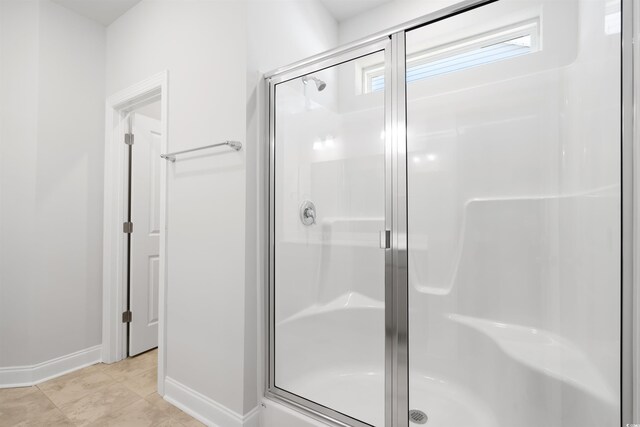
[283,369,496,426]
[274,294,617,427]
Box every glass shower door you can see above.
[406,1,621,426]
[269,47,389,426]
[268,1,624,425]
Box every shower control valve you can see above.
[300,200,316,226]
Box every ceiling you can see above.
[52,0,392,26]
[51,0,142,26]
[319,0,393,22]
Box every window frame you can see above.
[363,18,540,93]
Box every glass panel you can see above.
[406,1,621,426]
[273,51,386,426]
[369,20,539,93]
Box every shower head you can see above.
[302,75,327,92]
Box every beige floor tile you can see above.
[120,367,157,398]
[156,420,186,427]
[0,386,60,425]
[101,352,157,381]
[38,365,115,407]
[13,407,74,427]
[135,349,158,367]
[145,393,182,417]
[170,409,206,427]
[87,398,173,426]
[0,351,203,427]
[0,386,40,405]
[58,382,141,426]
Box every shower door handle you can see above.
[380,230,391,249]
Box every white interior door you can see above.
[129,112,161,356]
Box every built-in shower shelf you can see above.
[281,216,386,247]
[279,292,383,325]
[280,238,381,248]
[449,314,617,405]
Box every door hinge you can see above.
[124,133,134,145]
[123,221,133,233]
[122,311,132,323]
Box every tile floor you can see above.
[0,349,204,426]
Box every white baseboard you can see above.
[0,345,102,388]
[164,376,260,427]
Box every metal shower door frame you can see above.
[266,38,396,427]
[264,0,635,425]
[621,0,636,422]
[264,4,495,426]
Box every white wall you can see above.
[106,0,337,421]
[0,0,39,369]
[106,0,250,418]
[245,0,337,414]
[0,0,105,369]
[338,0,458,45]
[0,0,335,418]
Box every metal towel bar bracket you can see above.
[160,140,242,162]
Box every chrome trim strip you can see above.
[261,73,270,403]
[383,30,394,427]
[390,31,409,427]
[622,0,636,424]
[633,0,640,419]
[263,0,497,80]
[267,78,276,397]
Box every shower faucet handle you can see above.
[304,207,316,223]
[300,200,316,226]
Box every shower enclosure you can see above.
[265,0,634,426]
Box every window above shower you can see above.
[363,19,540,93]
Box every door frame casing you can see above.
[102,71,169,395]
